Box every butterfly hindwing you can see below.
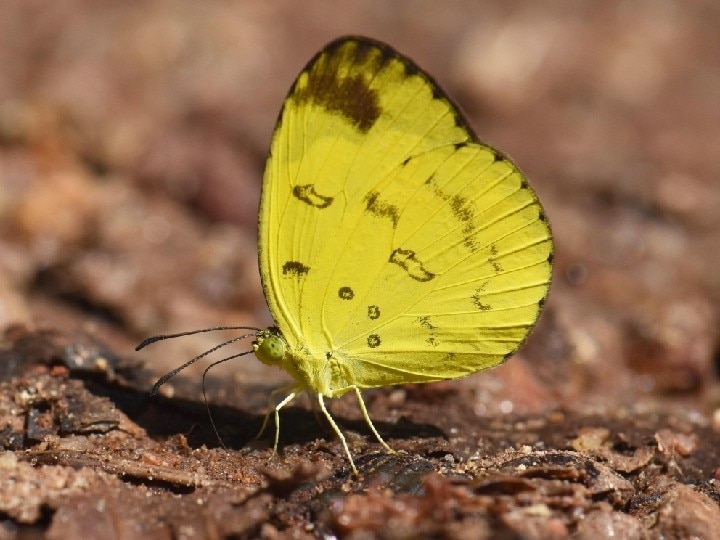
[335,143,552,386]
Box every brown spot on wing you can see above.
[417,316,440,347]
[488,244,503,273]
[389,248,435,282]
[338,286,355,300]
[293,184,334,208]
[417,316,436,330]
[294,41,383,133]
[282,261,310,277]
[471,281,492,310]
[365,191,400,227]
[450,194,479,252]
[425,174,479,252]
[472,296,492,311]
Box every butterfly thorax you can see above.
[254,327,350,398]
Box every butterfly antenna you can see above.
[150,333,257,395]
[201,350,256,449]
[135,326,261,351]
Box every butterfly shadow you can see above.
[335,412,446,444]
[82,366,446,452]
[118,383,329,450]
[139,388,446,452]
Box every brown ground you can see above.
[2,1,720,539]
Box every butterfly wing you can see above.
[259,37,552,392]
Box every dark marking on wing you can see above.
[367,334,381,348]
[547,252,554,265]
[417,316,440,347]
[488,244,503,273]
[418,316,440,347]
[451,195,479,251]
[368,305,380,320]
[426,174,479,252]
[279,37,479,186]
[471,281,492,311]
[389,248,435,282]
[294,42,383,133]
[417,316,436,330]
[471,295,492,311]
[293,184,334,208]
[283,261,310,276]
[338,286,355,300]
[440,352,457,364]
[365,191,399,227]
[450,194,473,223]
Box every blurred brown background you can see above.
[1,0,719,418]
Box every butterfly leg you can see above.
[254,383,297,441]
[269,390,298,455]
[317,393,358,475]
[353,386,396,454]
[308,393,322,425]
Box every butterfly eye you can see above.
[254,333,286,366]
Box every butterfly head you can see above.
[253,328,287,367]
[254,327,341,397]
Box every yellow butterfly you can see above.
[142,36,553,474]
[254,36,553,471]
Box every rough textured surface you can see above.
[1,1,719,538]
